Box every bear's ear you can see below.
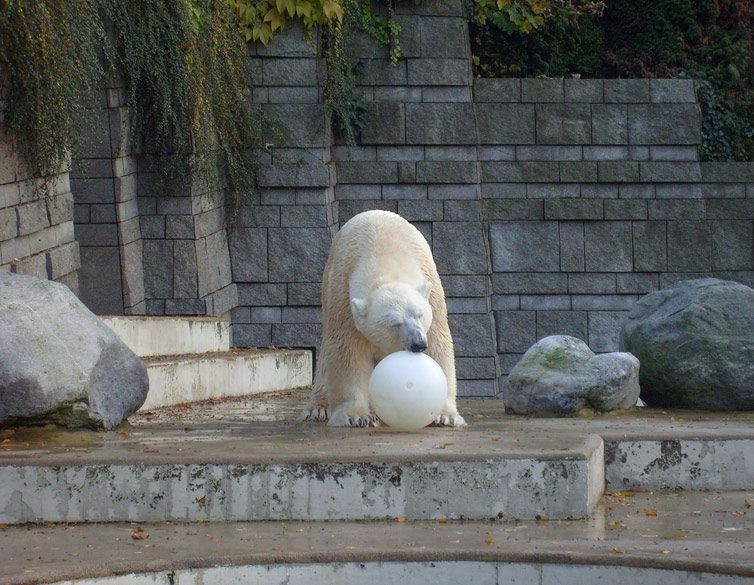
[417,281,432,300]
[351,298,368,318]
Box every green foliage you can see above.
[230,0,344,45]
[0,0,105,196]
[104,0,259,215]
[471,0,754,160]
[472,0,550,35]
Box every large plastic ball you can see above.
[368,351,448,430]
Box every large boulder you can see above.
[504,335,640,415]
[0,271,149,429]
[620,278,754,410]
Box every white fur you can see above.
[301,210,466,428]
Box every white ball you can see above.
[368,351,447,430]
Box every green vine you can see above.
[0,0,104,197]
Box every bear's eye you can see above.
[390,322,401,328]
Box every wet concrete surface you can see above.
[2,490,753,584]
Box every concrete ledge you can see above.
[101,316,230,357]
[142,349,312,410]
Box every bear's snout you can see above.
[409,340,428,352]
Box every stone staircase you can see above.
[101,316,312,410]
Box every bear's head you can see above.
[351,282,433,355]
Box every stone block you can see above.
[427,184,479,199]
[517,145,583,161]
[0,207,17,241]
[701,162,754,182]
[565,79,603,102]
[521,78,563,102]
[616,273,659,294]
[334,184,381,200]
[598,161,639,182]
[44,241,80,280]
[455,357,497,379]
[139,216,165,239]
[422,86,472,102]
[444,200,480,221]
[711,220,754,270]
[584,221,633,272]
[536,104,591,144]
[632,221,667,272]
[281,205,328,227]
[544,199,603,220]
[667,221,712,272]
[257,164,331,188]
[229,228,267,282]
[640,161,701,182]
[489,221,560,272]
[419,17,468,58]
[267,87,319,104]
[234,204,281,228]
[588,311,627,352]
[476,104,535,144]
[251,307,282,324]
[604,79,650,103]
[143,239,173,298]
[483,199,543,220]
[376,146,424,161]
[399,161,416,183]
[648,200,705,220]
[75,224,119,247]
[650,79,696,103]
[703,183,745,199]
[382,184,427,200]
[17,200,49,236]
[237,283,286,306]
[650,146,699,161]
[492,272,568,294]
[282,306,322,323]
[494,310,536,352]
[263,104,327,148]
[536,310,588,342]
[232,324,272,348]
[397,199,444,221]
[416,161,478,183]
[164,299,206,315]
[446,296,488,313]
[480,161,558,183]
[457,379,498,397]
[559,221,584,271]
[559,162,597,183]
[526,183,580,199]
[11,252,48,279]
[604,200,647,220]
[396,0,464,16]
[392,15,421,57]
[520,294,571,310]
[568,273,616,294]
[706,199,754,219]
[172,240,198,298]
[571,295,639,311]
[89,204,117,224]
[272,323,322,348]
[480,183,526,198]
[654,183,703,199]
[268,228,330,282]
[580,184,619,199]
[493,295,520,310]
[425,146,476,161]
[473,78,521,102]
[361,102,406,145]
[256,22,317,57]
[618,184,655,199]
[373,86,422,102]
[440,274,489,296]
[46,192,74,226]
[165,215,194,239]
[449,313,496,356]
[262,58,317,86]
[411,220,432,244]
[0,182,21,209]
[76,246,124,314]
[357,59,407,85]
[332,145,377,162]
[433,221,488,274]
[591,104,627,145]
[628,104,701,145]
[338,200,397,224]
[288,283,322,306]
[406,103,477,144]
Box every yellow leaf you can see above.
[485,535,494,544]
[645,509,657,517]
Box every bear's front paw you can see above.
[300,407,329,422]
[328,402,380,428]
[432,412,467,428]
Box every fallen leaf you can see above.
[612,548,625,554]
[197,496,206,508]
[485,535,494,544]
[645,509,657,517]
[745,500,751,509]
[438,519,447,524]
[662,550,671,554]
[396,517,406,523]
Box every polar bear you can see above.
[302,210,466,428]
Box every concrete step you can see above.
[141,348,312,410]
[101,315,231,357]
[3,491,753,585]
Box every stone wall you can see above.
[0,66,80,291]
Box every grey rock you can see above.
[0,271,148,429]
[504,335,640,415]
[620,278,754,410]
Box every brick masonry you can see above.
[3,3,753,398]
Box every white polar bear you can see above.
[302,210,466,428]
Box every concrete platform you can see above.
[101,316,230,357]
[2,490,753,585]
[141,349,312,410]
